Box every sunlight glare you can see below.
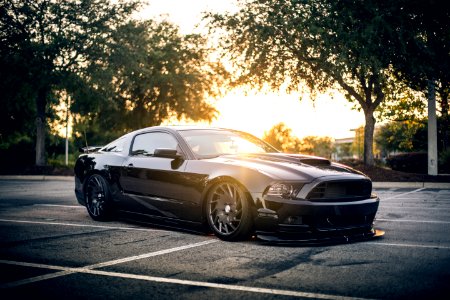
[208,88,364,139]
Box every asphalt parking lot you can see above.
[1,178,450,299]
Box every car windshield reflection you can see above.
[179,129,277,158]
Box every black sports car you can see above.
[74,126,383,242]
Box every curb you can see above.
[0,175,73,181]
[373,182,450,189]
[0,176,449,189]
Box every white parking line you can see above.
[379,206,450,210]
[382,188,425,200]
[85,240,217,270]
[0,219,164,232]
[0,239,218,289]
[367,242,450,250]
[84,269,371,300]
[33,204,83,208]
[376,218,450,225]
[0,259,372,300]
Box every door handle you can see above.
[125,163,134,174]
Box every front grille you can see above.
[306,180,372,202]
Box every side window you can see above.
[131,132,178,156]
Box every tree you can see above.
[0,40,35,151]
[375,121,426,156]
[0,0,140,166]
[263,122,300,153]
[389,0,449,110]
[207,0,420,166]
[376,117,450,154]
[263,123,334,158]
[389,0,449,154]
[71,20,227,145]
[298,136,334,159]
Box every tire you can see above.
[206,181,253,241]
[85,174,113,221]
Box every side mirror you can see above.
[153,148,183,159]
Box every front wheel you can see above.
[85,174,113,221]
[206,181,253,241]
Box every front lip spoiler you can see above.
[256,228,385,245]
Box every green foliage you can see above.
[439,149,450,173]
[1,0,228,165]
[389,1,449,95]
[263,123,334,158]
[48,154,76,169]
[376,116,450,157]
[386,153,428,174]
[299,136,334,159]
[206,0,418,166]
[387,1,449,148]
[1,0,141,165]
[375,78,427,122]
[0,28,36,150]
[375,121,426,155]
[71,20,227,146]
[262,123,299,153]
[0,138,35,173]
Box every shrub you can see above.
[386,152,427,174]
[439,149,450,174]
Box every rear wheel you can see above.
[206,181,253,241]
[85,174,113,221]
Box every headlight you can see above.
[266,183,295,199]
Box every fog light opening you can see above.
[285,216,303,225]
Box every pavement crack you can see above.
[113,239,147,245]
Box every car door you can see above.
[118,130,197,221]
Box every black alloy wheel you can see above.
[85,174,112,221]
[206,181,253,241]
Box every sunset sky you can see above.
[138,0,365,139]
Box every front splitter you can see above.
[256,228,385,245]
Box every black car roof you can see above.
[131,125,234,134]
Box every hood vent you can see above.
[296,157,331,167]
[245,153,331,167]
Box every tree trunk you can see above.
[35,88,47,166]
[363,110,375,166]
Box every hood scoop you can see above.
[296,157,331,166]
[245,153,331,167]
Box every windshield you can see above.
[179,129,278,158]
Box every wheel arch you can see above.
[200,175,256,225]
[78,166,116,204]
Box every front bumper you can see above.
[254,197,383,243]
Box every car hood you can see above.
[206,153,367,181]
